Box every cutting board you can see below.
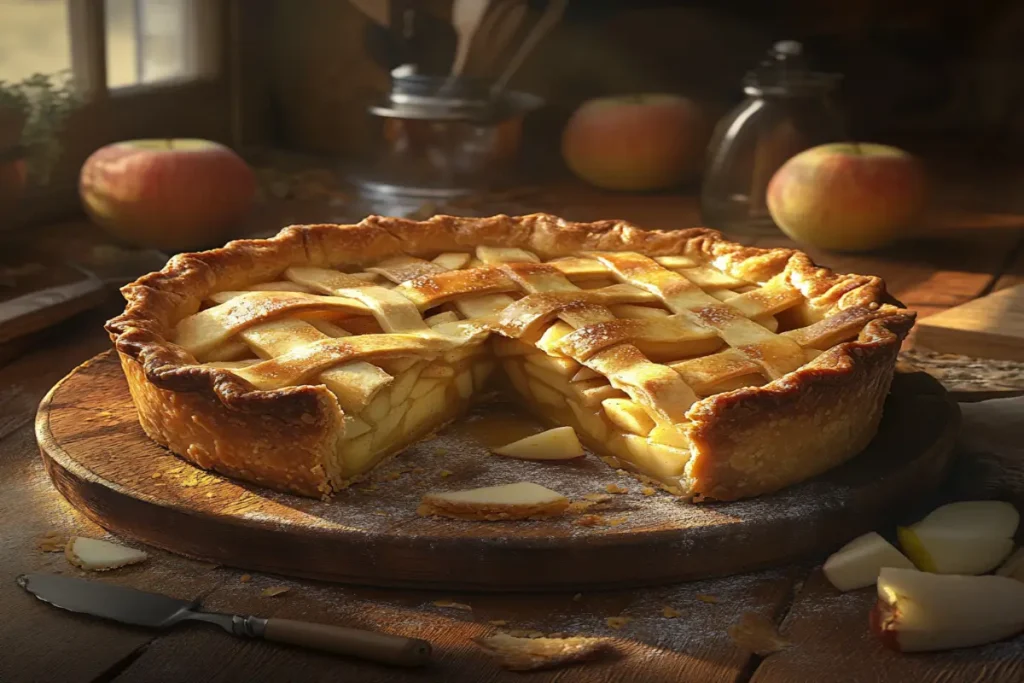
[37,353,958,591]
[915,285,1024,361]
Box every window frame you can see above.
[17,0,236,226]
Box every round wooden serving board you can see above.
[37,351,958,591]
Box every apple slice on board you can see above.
[492,426,584,461]
[871,567,1024,652]
[823,532,914,591]
[898,500,1019,574]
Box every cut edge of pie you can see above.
[106,213,914,502]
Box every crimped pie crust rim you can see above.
[105,213,915,423]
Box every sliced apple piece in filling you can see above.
[601,398,655,437]
[455,370,474,399]
[341,414,372,440]
[361,389,392,425]
[536,322,576,356]
[389,363,424,407]
[405,384,448,434]
[648,423,689,449]
[567,399,609,443]
[528,378,565,407]
[493,426,585,461]
[621,435,690,482]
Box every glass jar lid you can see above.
[742,41,841,97]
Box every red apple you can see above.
[561,94,709,191]
[766,143,926,252]
[80,139,256,252]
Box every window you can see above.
[1,0,230,222]
[105,0,217,88]
[0,1,73,82]
[0,0,216,88]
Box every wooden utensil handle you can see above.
[263,618,432,667]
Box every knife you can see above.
[17,573,432,667]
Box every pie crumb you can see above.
[697,594,720,604]
[572,593,583,602]
[582,493,612,503]
[607,516,627,527]
[440,470,454,478]
[239,574,252,583]
[605,483,628,494]
[434,448,448,456]
[506,629,545,638]
[474,632,613,671]
[433,600,472,611]
[261,586,290,597]
[641,487,656,496]
[662,606,682,618]
[574,514,607,527]
[567,501,594,514]
[37,531,68,553]
[728,612,791,655]
[606,616,632,630]
[151,472,162,479]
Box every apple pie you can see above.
[106,214,913,502]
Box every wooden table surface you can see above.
[2,183,1024,683]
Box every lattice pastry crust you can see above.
[107,214,914,502]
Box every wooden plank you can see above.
[110,567,800,683]
[750,569,1024,683]
[914,285,1024,360]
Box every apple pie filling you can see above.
[168,244,880,496]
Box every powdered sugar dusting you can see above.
[227,394,909,556]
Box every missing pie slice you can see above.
[107,214,913,502]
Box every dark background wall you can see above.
[241,0,1024,160]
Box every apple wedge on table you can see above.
[823,532,914,592]
[898,501,1019,575]
[872,568,1024,652]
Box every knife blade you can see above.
[18,573,431,667]
[18,573,196,627]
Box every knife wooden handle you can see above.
[262,618,432,667]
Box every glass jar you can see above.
[701,41,844,235]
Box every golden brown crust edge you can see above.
[685,312,912,501]
[106,213,914,499]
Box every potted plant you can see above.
[0,72,80,219]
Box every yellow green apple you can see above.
[561,94,709,191]
[79,139,256,252]
[766,143,926,251]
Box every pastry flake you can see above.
[474,632,614,671]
